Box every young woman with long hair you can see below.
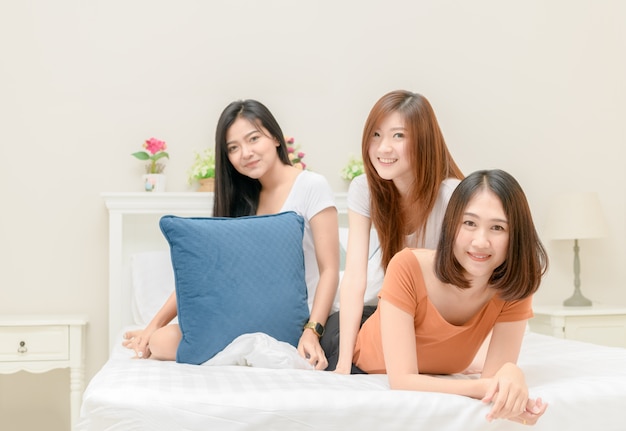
[124,99,339,370]
[323,90,463,373]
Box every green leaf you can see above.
[152,152,169,161]
[131,151,150,160]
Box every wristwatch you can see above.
[304,321,325,338]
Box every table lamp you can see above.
[544,192,608,306]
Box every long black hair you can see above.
[212,99,291,217]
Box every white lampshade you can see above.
[544,192,608,240]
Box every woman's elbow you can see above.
[339,271,367,295]
[387,373,409,390]
[319,268,339,288]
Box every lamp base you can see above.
[563,290,592,307]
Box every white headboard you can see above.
[101,192,348,352]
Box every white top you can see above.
[281,170,336,311]
[345,174,460,305]
[347,174,461,249]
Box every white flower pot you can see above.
[142,174,166,192]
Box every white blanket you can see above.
[203,332,314,370]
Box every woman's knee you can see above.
[148,325,181,361]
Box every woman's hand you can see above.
[122,328,154,359]
[482,362,532,421]
[122,292,178,360]
[297,330,328,370]
[333,362,352,375]
[508,398,548,426]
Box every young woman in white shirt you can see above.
[322,90,463,373]
[124,99,339,370]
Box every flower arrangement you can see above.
[187,148,216,184]
[131,137,169,174]
[286,136,306,170]
[340,155,364,181]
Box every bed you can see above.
[79,193,626,430]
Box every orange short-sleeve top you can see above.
[353,248,533,375]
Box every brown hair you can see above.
[362,90,463,270]
[435,169,548,300]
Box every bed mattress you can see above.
[78,332,626,431]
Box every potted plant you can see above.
[340,155,364,182]
[285,136,307,170]
[187,148,216,192]
[132,137,169,192]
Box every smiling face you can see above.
[453,189,510,286]
[367,111,414,191]
[225,117,280,180]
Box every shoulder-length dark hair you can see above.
[212,99,291,217]
[362,90,463,271]
[435,169,548,300]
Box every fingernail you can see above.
[532,405,540,413]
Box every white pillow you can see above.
[130,250,177,326]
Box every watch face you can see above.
[305,322,324,337]
[316,323,324,336]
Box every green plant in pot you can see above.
[340,155,364,182]
[187,148,216,192]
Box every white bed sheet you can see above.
[78,331,626,431]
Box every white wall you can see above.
[1,1,624,429]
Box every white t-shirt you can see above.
[281,170,336,311]
[345,174,461,305]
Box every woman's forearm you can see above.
[145,291,178,330]
[336,209,372,371]
[389,372,490,400]
[308,268,338,326]
[307,207,339,327]
[336,273,367,370]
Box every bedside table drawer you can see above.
[0,325,69,361]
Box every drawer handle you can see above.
[17,341,28,354]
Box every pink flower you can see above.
[132,137,170,174]
[144,137,167,155]
[283,135,307,170]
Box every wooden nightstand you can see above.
[0,315,87,430]
[529,305,626,348]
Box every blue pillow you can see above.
[159,211,309,365]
